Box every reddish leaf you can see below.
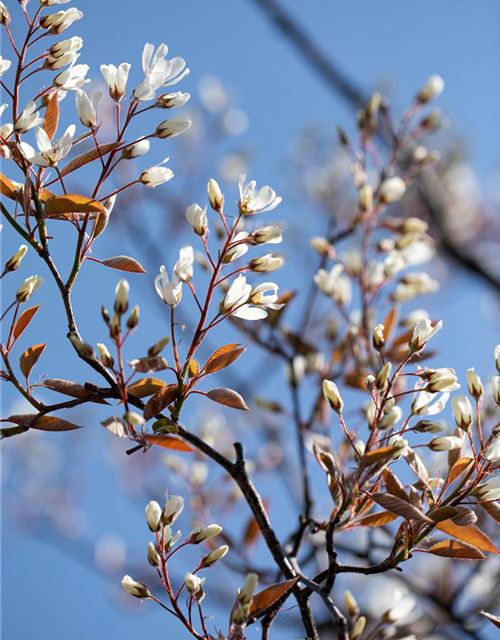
[43,378,108,404]
[127,377,166,399]
[437,520,499,554]
[249,578,299,619]
[45,194,104,216]
[362,445,399,466]
[7,413,82,431]
[60,142,119,177]
[351,511,400,528]
[12,304,41,342]
[383,305,399,343]
[383,468,410,502]
[188,359,200,377]
[447,457,473,484]
[19,343,46,378]
[427,539,486,560]
[244,499,269,546]
[203,344,246,375]
[428,506,461,523]
[143,384,179,420]
[206,387,250,411]
[144,433,194,452]
[370,493,433,524]
[0,173,18,200]
[100,255,147,274]
[481,501,500,524]
[43,94,59,140]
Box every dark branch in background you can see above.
[247,0,500,296]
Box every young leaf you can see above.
[45,194,104,216]
[43,94,59,141]
[143,434,194,452]
[427,539,486,560]
[383,305,399,343]
[203,344,246,375]
[143,384,179,420]
[362,445,399,466]
[351,511,400,528]
[206,388,250,411]
[188,359,200,378]
[428,506,461,523]
[100,255,147,274]
[7,414,82,431]
[481,500,500,525]
[383,468,410,502]
[12,304,41,342]
[447,457,473,484]
[60,142,119,177]
[370,493,433,524]
[437,520,499,554]
[127,377,166,399]
[43,378,108,404]
[249,578,299,619]
[19,343,46,378]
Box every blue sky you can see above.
[2,1,500,639]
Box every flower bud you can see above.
[69,333,94,357]
[409,319,443,352]
[97,342,114,368]
[147,542,161,567]
[309,236,331,256]
[466,367,483,399]
[345,590,359,618]
[15,275,44,303]
[190,524,222,544]
[350,616,366,640]
[494,345,500,373]
[376,362,392,389]
[185,573,205,601]
[476,476,500,502]
[127,305,140,330]
[156,92,191,108]
[201,544,229,567]
[155,115,192,139]
[249,254,284,273]
[0,2,11,25]
[372,323,385,351]
[250,225,283,245]
[322,379,344,414]
[145,500,162,532]
[417,74,445,104]
[379,176,406,204]
[484,438,500,463]
[425,368,460,393]
[121,575,150,599]
[121,140,150,159]
[492,376,500,406]
[239,573,258,606]
[359,184,373,211]
[4,245,27,273]
[186,203,208,236]
[207,178,224,212]
[125,411,145,426]
[148,336,171,357]
[429,436,463,451]
[163,492,184,525]
[413,419,444,434]
[452,395,472,432]
[114,279,129,315]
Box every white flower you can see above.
[145,501,162,532]
[101,63,131,102]
[477,476,500,502]
[250,225,283,245]
[14,101,43,133]
[239,174,282,214]
[379,176,406,204]
[40,0,72,5]
[383,591,416,623]
[40,8,83,34]
[452,394,473,431]
[314,264,352,306]
[484,439,500,463]
[185,573,205,601]
[492,376,500,406]
[412,389,450,416]
[387,435,409,458]
[155,265,182,307]
[409,318,443,351]
[163,491,184,524]
[417,74,445,103]
[75,89,102,128]
[429,435,463,451]
[323,379,343,414]
[121,575,150,599]
[222,275,251,315]
[164,525,182,551]
[155,114,192,139]
[379,405,403,430]
[393,272,439,302]
[425,368,460,393]
[46,50,80,70]
[0,56,12,77]
[249,253,284,273]
[186,203,208,236]
[4,244,28,272]
[53,63,90,91]
[16,275,44,303]
[174,245,194,282]
[140,158,174,188]
[224,232,249,263]
[121,140,150,159]
[134,43,189,102]
[19,124,75,167]
[466,367,483,398]
[156,91,191,108]
[0,2,10,24]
